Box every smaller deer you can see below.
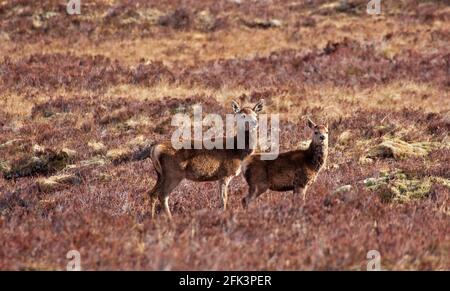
[242,118,329,207]
[148,100,264,219]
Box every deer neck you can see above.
[307,141,328,171]
[233,128,255,158]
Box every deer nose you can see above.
[320,135,325,141]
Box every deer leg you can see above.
[242,184,267,209]
[161,196,172,221]
[293,185,309,203]
[242,185,256,209]
[149,174,163,219]
[160,176,182,220]
[293,170,309,203]
[219,177,233,210]
[302,185,309,201]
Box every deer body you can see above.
[242,119,328,206]
[152,132,253,181]
[149,101,263,219]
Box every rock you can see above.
[96,172,112,182]
[288,2,304,11]
[104,5,164,27]
[363,170,450,203]
[317,0,364,15]
[32,144,46,155]
[103,136,154,164]
[241,18,282,29]
[158,8,192,29]
[366,138,438,160]
[0,139,24,149]
[87,141,106,155]
[127,135,150,148]
[5,149,72,179]
[137,8,165,26]
[431,177,450,188]
[333,185,352,194]
[0,160,11,175]
[129,137,154,161]
[79,157,109,167]
[5,156,45,179]
[337,130,352,145]
[358,156,374,165]
[123,9,163,26]
[335,0,361,13]
[385,177,432,203]
[37,174,81,192]
[31,11,59,30]
[363,176,388,188]
[32,14,44,29]
[0,32,10,41]
[61,148,77,160]
[106,148,133,164]
[194,10,216,32]
[122,117,150,130]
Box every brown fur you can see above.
[242,119,329,207]
[149,100,263,219]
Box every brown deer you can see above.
[149,100,264,219]
[242,118,328,207]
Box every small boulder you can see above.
[32,144,46,155]
[333,184,352,194]
[363,170,450,203]
[79,157,109,167]
[88,141,106,155]
[106,148,133,164]
[367,138,438,160]
[0,139,25,149]
[0,160,11,175]
[61,148,77,160]
[37,174,81,192]
[5,149,72,179]
[337,130,352,145]
[194,10,216,32]
[158,8,192,30]
[241,18,282,29]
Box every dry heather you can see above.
[0,0,449,270]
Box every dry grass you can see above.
[0,0,449,270]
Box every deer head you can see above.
[232,100,264,132]
[307,118,329,146]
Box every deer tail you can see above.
[150,144,164,175]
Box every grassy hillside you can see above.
[0,0,449,270]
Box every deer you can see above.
[148,100,264,220]
[241,118,328,207]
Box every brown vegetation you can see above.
[0,0,449,270]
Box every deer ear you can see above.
[307,118,316,129]
[231,100,241,113]
[253,99,264,113]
